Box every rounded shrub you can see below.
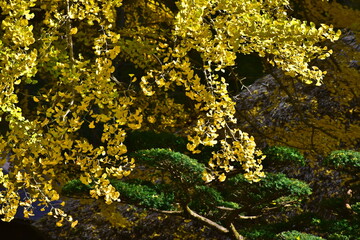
[223,173,312,206]
[263,146,306,166]
[130,148,206,185]
[110,179,175,210]
[260,173,312,197]
[276,230,324,239]
[324,150,360,172]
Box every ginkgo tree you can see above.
[0,0,340,226]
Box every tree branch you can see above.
[149,208,183,215]
[185,205,230,233]
[230,223,245,240]
[216,206,236,211]
[238,215,261,220]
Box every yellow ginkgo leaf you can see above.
[69,27,78,35]
[218,173,226,182]
[71,220,78,228]
[56,221,63,227]
[89,121,95,129]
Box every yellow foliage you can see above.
[235,2,360,159]
[0,0,340,225]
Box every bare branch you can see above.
[185,205,229,233]
[238,215,261,220]
[230,223,246,240]
[216,206,236,211]
[149,208,183,215]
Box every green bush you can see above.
[263,146,306,166]
[130,148,206,185]
[224,173,312,204]
[189,185,239,213]
[260,173,312,197]
[276,230,324,239]
[324,150,360,172]
[110,179,175,210]
[62,179,92,196]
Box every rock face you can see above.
[234,30,360,152]
[32,198,231,240]
[341,30,360,51]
